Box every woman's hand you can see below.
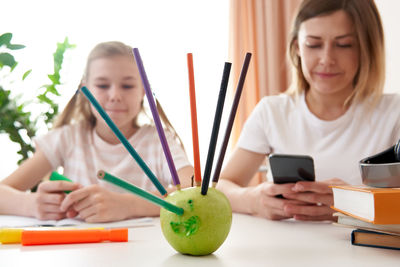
[281,178,347,221]
[60,185,133,223]
[248,182,309,220]
[31,180,80,220]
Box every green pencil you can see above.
[97,170,184,216]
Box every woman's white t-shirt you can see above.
[237,93,400,185]
[34,123,191,192]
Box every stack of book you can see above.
[331,185,400,250]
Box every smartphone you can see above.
[269,154,315,184]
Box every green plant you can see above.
[0,33,75,164]
[38,38,76,128]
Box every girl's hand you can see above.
[31,181,80,220]
[281,178,347,221]
[60,185,131,223]
[249,182,309,220]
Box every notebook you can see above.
[0,215,154,229]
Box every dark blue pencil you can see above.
[201,62,231,195]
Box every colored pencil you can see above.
[201,62,231,195]
[133,48,181,188]
[80,86,167,196]
[187,53,202,186]
[98,170,184,215]
[212,53,252,186]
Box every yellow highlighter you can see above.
[0,227,104,244]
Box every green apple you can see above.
[160,186,232,256]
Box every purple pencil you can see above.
[133,48,181,188]
[211,53,252,187]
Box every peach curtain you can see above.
[228,0,302,184]
[229,0,302,144]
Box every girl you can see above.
[0,41,193,222]
[217,0,400,221]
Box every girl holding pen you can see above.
[0,41,193,222]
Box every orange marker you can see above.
[0,227,104,244]
[21,228,128,246]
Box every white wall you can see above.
[0,0,229,178]
[376,0,400,94]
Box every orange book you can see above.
[331,185,400,224]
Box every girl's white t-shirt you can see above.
[237,93,400,185]
[34,123,191,192]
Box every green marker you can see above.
[49,171,73,193]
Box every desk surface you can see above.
[1,213,399,267]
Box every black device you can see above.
[361,138,400,164]
[394,139,400,162]
[359,138,400,188]
[269,154,315,184]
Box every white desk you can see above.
[1,213,399,267]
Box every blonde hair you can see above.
[287,0,385,107]
[53,41,185,147]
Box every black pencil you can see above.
[201,62,231,195]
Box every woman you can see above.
[217,0,400,221]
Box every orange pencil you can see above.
[21,228,128,246]
[187,53,202,186]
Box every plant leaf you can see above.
[0,53,16,68]
[47,73,60,85]
[7,44,25,50]
[0,33,12,46]
[22,69,32,80]
[37,94,52,104]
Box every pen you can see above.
[20,228,128,246]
